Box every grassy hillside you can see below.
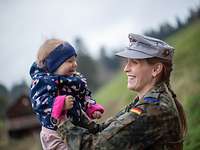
[95,20,200,149]
[168,20,200,103]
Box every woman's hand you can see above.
[92,111,102,119]
[64,95,74,110]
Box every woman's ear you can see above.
[152,63,163,78]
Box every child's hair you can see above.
[36,38,64,68]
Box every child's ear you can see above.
[152,63,163,78]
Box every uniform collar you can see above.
[138,82,166,104]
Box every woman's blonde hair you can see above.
[36,38,64,68]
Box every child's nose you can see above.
[73,61,77,68]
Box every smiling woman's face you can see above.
[123,58,156,95]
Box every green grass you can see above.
[167,20,200,102]
[95,71,133,105]
[184,95,200,150]
[95,20,200,149]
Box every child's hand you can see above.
[92,111,102,119]
[64,95,74,110]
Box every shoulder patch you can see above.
[130,107,142,115]
[144,97,160,103]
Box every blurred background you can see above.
[0,0,200,149]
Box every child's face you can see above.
[55,56,77,76]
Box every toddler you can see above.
[30,39,104,149]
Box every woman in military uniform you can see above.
[57,33,187,150]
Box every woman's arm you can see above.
[57,103,177,150]
[57,111,138,150]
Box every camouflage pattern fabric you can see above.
[57,82,183,150]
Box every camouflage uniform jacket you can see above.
[57,82,183,150]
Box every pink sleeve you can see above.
[51,95,66,120]
[86,103,104,119]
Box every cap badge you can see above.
[162,49,170,57]
[129,42,134,47]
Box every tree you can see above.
[98,46,121,86]
[99,46,120,71]
[99,46,110,69]
[74,37,99,91]
[176,16,184,29]
[0,83,9,118]
[10,80,29,103]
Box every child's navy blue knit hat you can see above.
[44,42,77,73]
